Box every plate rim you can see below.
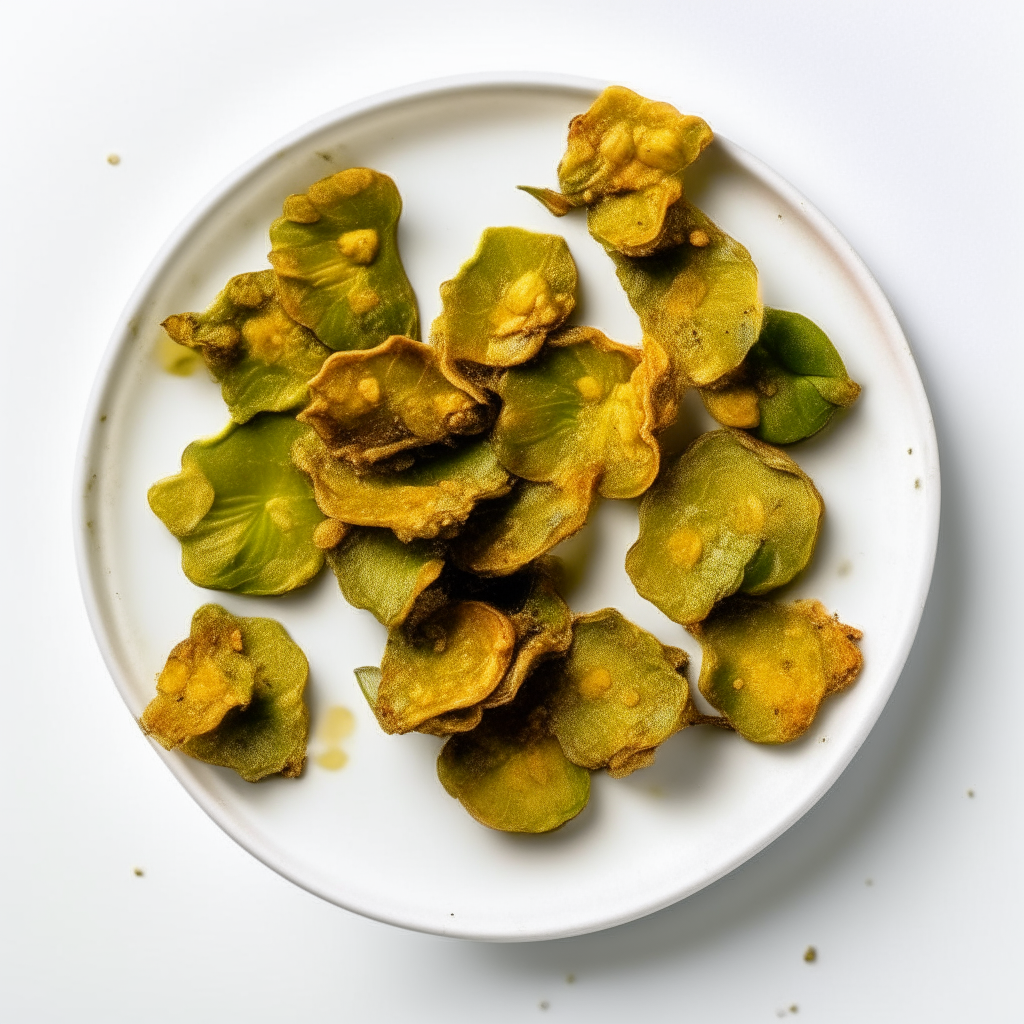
[74,71,941,942]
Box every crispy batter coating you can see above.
[268,168,419,350]
[627,429,823,625]
[142,604,310,781]
[690,597,863,743]
[491,326,659,499]
[141,604,256,749]
[147,415,325,595]
[450,477,595,577]
[431,227,577,401]
[291,432,512,543]
[161,270,331,423]
[520,85,713,257]
[546,608,693,777]
[374,601,517,734]
[437,693,591,834]
[700,308,862,444]
[299,335,489,467]
[326,527,445,628]
[609,200,763,394]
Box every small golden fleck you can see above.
[539,1002,550,1011]
[338,228,379,265]
[357,376,381,405]
[574,375,604,402]
[777,213,783,220]
[967,789,975,798]
[566,974,575,984]
[229,629,243,652]
[348,286,380,315]
[99,414,107,423]
[133,867,144,877]
[313,518,348,550]
[688,229,710,247]
[107,153,121,165]
[619,687,640,708]
[790,1006,799,1014]
[803,945,817,963]
[667,527,702,568]
[732,678,745,690]
[914,478,922,489]
[316,151,334,162]
[907,448,913,454]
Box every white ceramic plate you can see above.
[75,74,939,941]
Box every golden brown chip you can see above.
[374,601,516,734]
[690,597,863,744]
[299,335,488,467]
[291,432,512,542]
[437,695,591,833]
[546,608,693,777]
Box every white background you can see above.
[1,2,1021,1021]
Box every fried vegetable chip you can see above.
[700,308,862,444]
[268,168,419,350]
[182,614,310,781]
[470,560,574,710]
[291,432,512,542]
[161,270,331,423]
[431,226,577,401]
[546,608,694,777]
[298,335,488,466]
[626,429,823,625]
[520,85,713,257]
[148,415,325,595]
[373,601,516,734]
[609,200,762,394]
[450,477,594,577]
[141,604,255,748]
[437,693,590,833]
[326,527,444,628]
[689,597,863,744]
[491,326,659,499]
[142,604,310,781]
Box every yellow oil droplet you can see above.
[319,706,356,745]
[107,153,121,165]
[156,335,199,376]
[733,494,765,534]
[619,687,640,708]
[316,748,349,771]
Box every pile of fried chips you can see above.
[144,88,863,830]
